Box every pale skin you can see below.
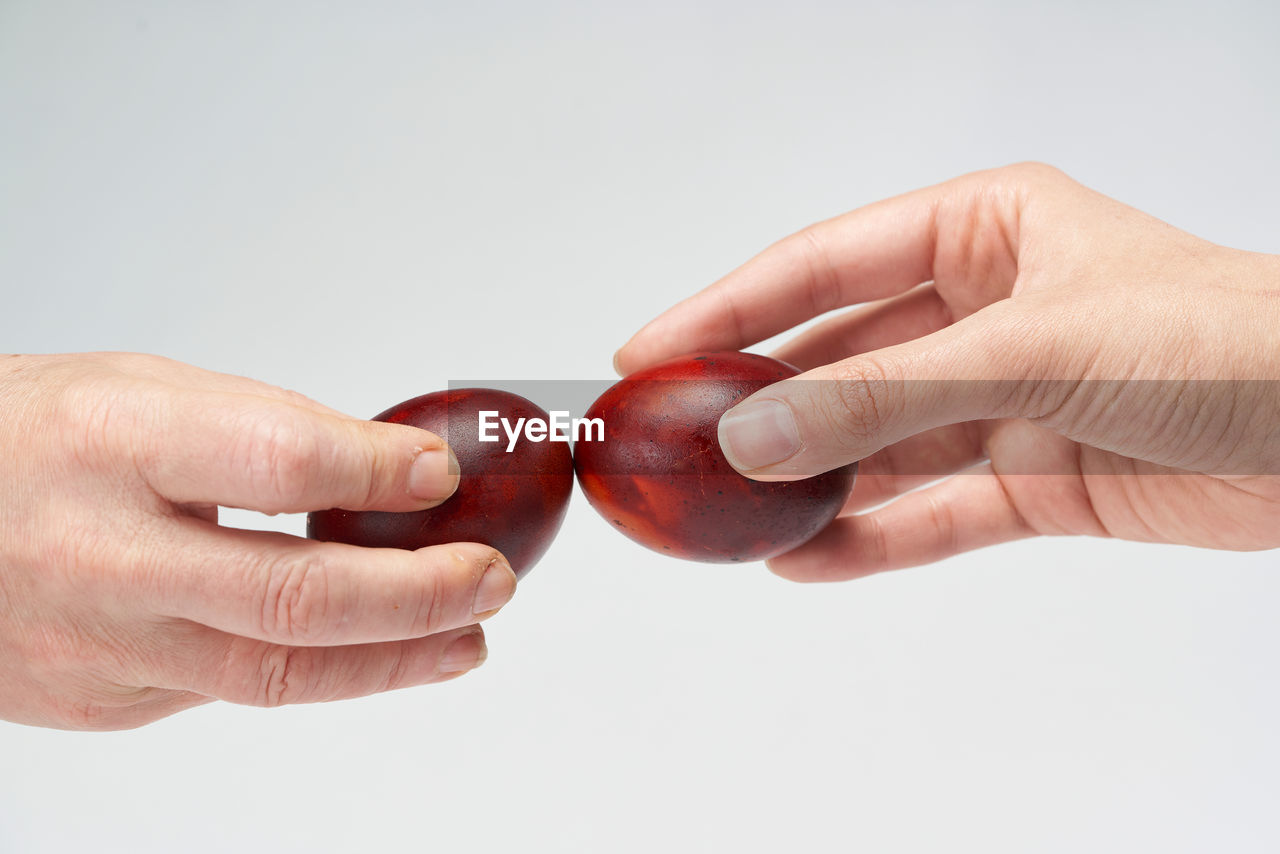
[5,164,1277,731]
[616,163,1280,579]
[0,353,516,730]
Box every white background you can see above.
[2,2,1279,851]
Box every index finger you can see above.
[614,185,941,374]
[135,389,460,515]
[613,164,1039,375]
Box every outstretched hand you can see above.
[616,164,1280,580]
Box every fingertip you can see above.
[472,555,517,617]
[438,628,488,675]
[764,552,817,583]
[716,398,804,477]
[766,551,869,584]
[613,316,682,376]
[764,553,831,583]
[407,444,461,506]
[613,337,651,376]
[765,520,879,583]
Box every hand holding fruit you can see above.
[0,353,512,730]
[574,351,856,562]
[309,389,574,577]
[616,163,1280,581]
[5,164,1278,733]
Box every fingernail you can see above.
[439,631,487,674]
[408,446,460,502]
[612,350,625,376]
[718,399,802,470]
[472,557,517,616]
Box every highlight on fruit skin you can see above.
[307,388,574,579]
[573,351,857,563]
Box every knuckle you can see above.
[235,411,319,513]
[56,698,115,731]
[862,514,891,571]
[1000,160,1067,187]
[256,645,312,707]
[381,645,415,692]
[823,358,894,450]
[792,226,842,316]
[408,548,481,636]
[260,553,337,644]
[53,684,156,731]
[36,366,143,469]
[65,385,128,465]
[948,162,1068,227]
[974,307,1069,417]
[276,387,323,410]
[410,565,449,637]
[922,493,958,557]
[352,427,385,508]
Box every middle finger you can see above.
[840,420,989,514]
[131,518,516,647]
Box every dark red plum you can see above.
[574,351,857,563]
[308,389,573,578]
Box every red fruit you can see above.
[308,389,573,579]
[574,351,856,563]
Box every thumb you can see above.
[717,306,1061,480]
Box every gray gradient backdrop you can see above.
[2,2,1278,852]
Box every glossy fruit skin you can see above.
[574,351,856,563]
[308,389,573,579]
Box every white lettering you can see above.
[574,416,604,443]
[477,411,500,442]
[478,412,607,451]
[502,417,526,453]
[549,410,571,441]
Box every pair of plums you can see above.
[308,352,856,578]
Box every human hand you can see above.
[0,353,516,730]
[615,163,1280,580]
